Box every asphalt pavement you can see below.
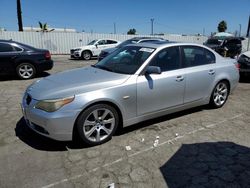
[0,55,250,188]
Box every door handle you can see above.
[176,75,184,82]
[208,70,215,75]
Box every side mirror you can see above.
[95,44,98,48]
[145,66,161,75]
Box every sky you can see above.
[0,0,250,36]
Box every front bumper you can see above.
[70,50,81,58]
[21,93,80,141]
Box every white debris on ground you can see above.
[175,133,179,137]
[141,138,145,142]
[153,136,160,147]
[125,146,132,151]
[107,183,115,188]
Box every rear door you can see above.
[0,42,20,73]
[137,46,185,115]
[181,46,216,103]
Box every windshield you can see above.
[88,40,97,45]
[93,46,155,74]
[205,39,221,45]
[116,39,139,48]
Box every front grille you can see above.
[26,94,32,105]
[70,49,76,54]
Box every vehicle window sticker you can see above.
[139,48,154,53]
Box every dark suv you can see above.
[98,37,166,61]
[204,37,243,58]
[0,40,53,79]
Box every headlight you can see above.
[35,96,75,112]
[75,48,81,51]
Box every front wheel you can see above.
[82,51,92,60]
[16,63,36,79]
[76,104,119,146]
[209,81,229,108]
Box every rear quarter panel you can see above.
[214,55,239,94]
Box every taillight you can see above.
[235,63,240,70]
[45,51,51,59]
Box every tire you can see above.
[16,63,36,79]
[81,50,92,60]
[76,104,119,146]
[209,81,229,108]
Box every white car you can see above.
[70,39,120,60]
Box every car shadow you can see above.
[69,57,98,61]
[15,117,89,151]
[0,72,50,81]
[116,106,205,136]
[160,142,250,187]
[239,75,250,83]
[16,105,209,151]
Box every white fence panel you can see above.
[1,31,249,54]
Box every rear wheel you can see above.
[82,51,92,60]
[16,63,36,79]
[209,81,229,108]
[76,104,119,146]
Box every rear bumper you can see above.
[37,60,54,71]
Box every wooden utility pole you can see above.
[17,0,23,31]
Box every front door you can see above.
[136,46,185,115]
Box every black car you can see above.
[98,37,166,61]
[0,40,53,79]
[204,37,243,58]
[238,51,250,77]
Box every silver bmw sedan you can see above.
[21,42,239,145]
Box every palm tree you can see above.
[38,22,55,32]
[217,20,227,32]
[17,0,23,31]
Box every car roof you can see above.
[129,37,164,40]
[127,41,206,49]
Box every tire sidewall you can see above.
[82,51,91,60]
[16,63,36,79]
[76,104,119,146]
[210,81,229,108]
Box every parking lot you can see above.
[0,55,250,188]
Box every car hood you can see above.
[27,66,130,100]
[72,45,94,50]
[241,51,250,58]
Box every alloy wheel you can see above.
[213,82,228,106]
[83,108,115,142]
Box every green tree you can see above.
[17,0,23,31]
[217,20,227,32]
[38,22,55,32]
[127,28,136,35]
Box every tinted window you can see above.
[98,40,107,45]
[107,40,117,44]
[13,46,23,51]
[149,46,180,72]
[182,46,215,67]
[0,43,14,52]
[205,39,221,45]
[224,39,241,45]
